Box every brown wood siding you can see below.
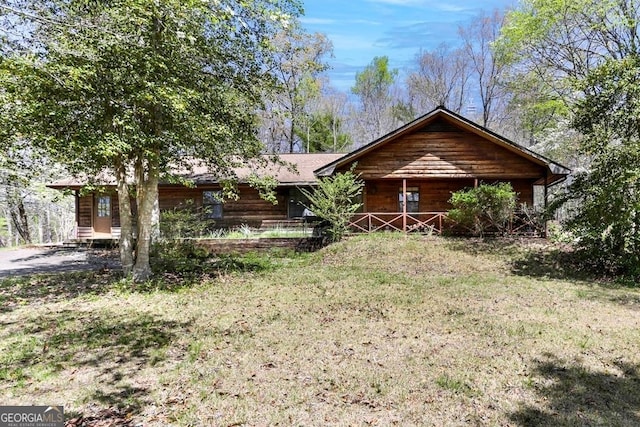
[504,179,535,206]
[112,193,120,227]
[364,178,534,213]
[343,128,546,180]
[78,195,92,227]
[158,185,288,228]
[365,179,475,213]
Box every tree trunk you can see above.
[115,159,135,276]
[6,184,31,244]
[132,157,159,282]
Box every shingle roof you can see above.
[47,153,344,189]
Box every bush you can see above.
[151,239,212,274]
[448,183,517,236]
[300,168,364,242]
[159,200,215,239]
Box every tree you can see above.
[561,56,640,276]
[459,10,508,128]
[406,43,470,114]
[261,28,332,153]
[499,0,640,276]
[294,111,351,153]
[1,0,301,281]
[351,56,398,143]
[300,168,364,242]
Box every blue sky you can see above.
[300,0,517,92]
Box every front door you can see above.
[94,195,112,237]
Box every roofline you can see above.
[314,106,571,180]
[46,180,322,191]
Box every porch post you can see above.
[544,170,549,238]
[75,190,80,240]
[402,178,407,232]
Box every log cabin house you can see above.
[48,107,570,239]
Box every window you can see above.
[288,188,308,218]
[203,191,223,219]
[97,196,111,217]
[399,187,420,213]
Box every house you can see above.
[48,107,570,239]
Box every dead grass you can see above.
[1,233,640,426]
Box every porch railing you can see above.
[347,211,545,236]
[347,212,448,234]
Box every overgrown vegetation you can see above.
[2,234,639,425]
[300,168,364,242]
[447,182,517,236]
[159,201,215,239]
[499,0,640,279]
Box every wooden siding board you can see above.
[157,185,288,228]
[78,195,92,228]
[341,128,546,180]
[364,178,534,213]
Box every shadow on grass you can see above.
[510,353,640,426]
[509,247,597,282]
[2,309,189,416]
[0,251,287,313]
[0,270,124,314]
[445,238,598,283]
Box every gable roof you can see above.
[315,106,571,186]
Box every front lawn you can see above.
[1,234,639,426]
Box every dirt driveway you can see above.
[0,246,119,278]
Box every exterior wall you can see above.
[77,194,94,239]
[75,185,291,238]
[340,120,546,180]
[363,178,536,214]
[158,185,288,229]
[78,195,93,228]
[75,177,536,239]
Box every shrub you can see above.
[300,168,364,242]
[159,200,214,239]
[151,239,212,274]
[448,183,517,236]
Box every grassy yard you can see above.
[1,234,640,426]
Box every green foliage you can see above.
[448,183,517,236]
[294,111,351,153]
[300,168,364,242]
[499,0,640,278]
[159,200,214,239]
[1,0,301,278]
[352,56,398,98]
[557,56,640,278]
[266,28,333,152]
[151,240,212,275]
[246,174,279,205]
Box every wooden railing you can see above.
[347,212,449,234]
[347,211,545,236]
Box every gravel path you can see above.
[0,246,119,278]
